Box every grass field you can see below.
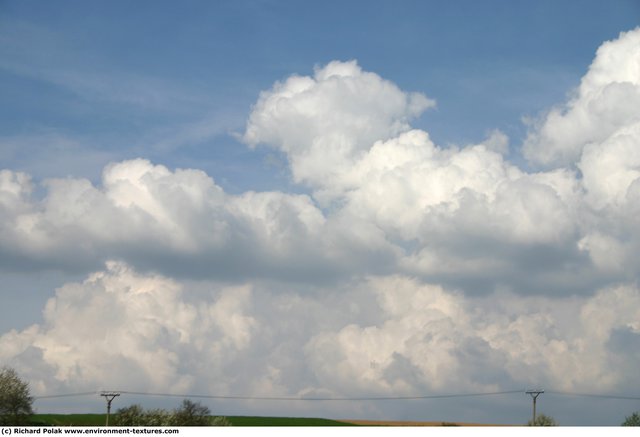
[31,414,107,426]
[227,416,356,426]
[30,414,511,426]
[30,414,357,426]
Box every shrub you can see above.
[527,414,557,426]
[114,404,173,426]
[114,399,231,426]
[622,412,640,426]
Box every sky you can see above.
[1,0,640,426]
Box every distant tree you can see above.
[171,399,211,426]
[0,367,34,426]
[527,413,557,426]
[622,412,640,426]
[114,404,145,426]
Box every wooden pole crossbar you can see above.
[526,390,544,425]
[100,392,120,426]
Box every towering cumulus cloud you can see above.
[522,28,640,278]
[523,28,640,169]
[1,29,640,423]
[243,60,435,201]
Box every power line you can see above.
[34,391,98,400]
[32,389,523,402]
[89,389,525,401]
[546,391,640,401]
[32,389,640,402]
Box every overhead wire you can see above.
[33,389,640,402]
[545,391,640,401]
[34,391,98,400]
[117,389,523,401]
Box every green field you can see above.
[31,414,107,426]
[30,414,356,426]
[226,416,356,426]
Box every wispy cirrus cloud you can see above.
[0,20,207,114]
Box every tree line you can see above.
[2,366,639,426]
[113,399,231,426]
[0,367,229,426]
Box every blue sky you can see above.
[2,0,638,186]
[1,0,640,426]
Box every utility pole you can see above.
[100,392,120,426]
[525,390,544,425]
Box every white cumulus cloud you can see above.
[1,27,640,424]
[523,27,640,168]
[2,265,639,420]
[0,262,258,395]
[242,60,435,201]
